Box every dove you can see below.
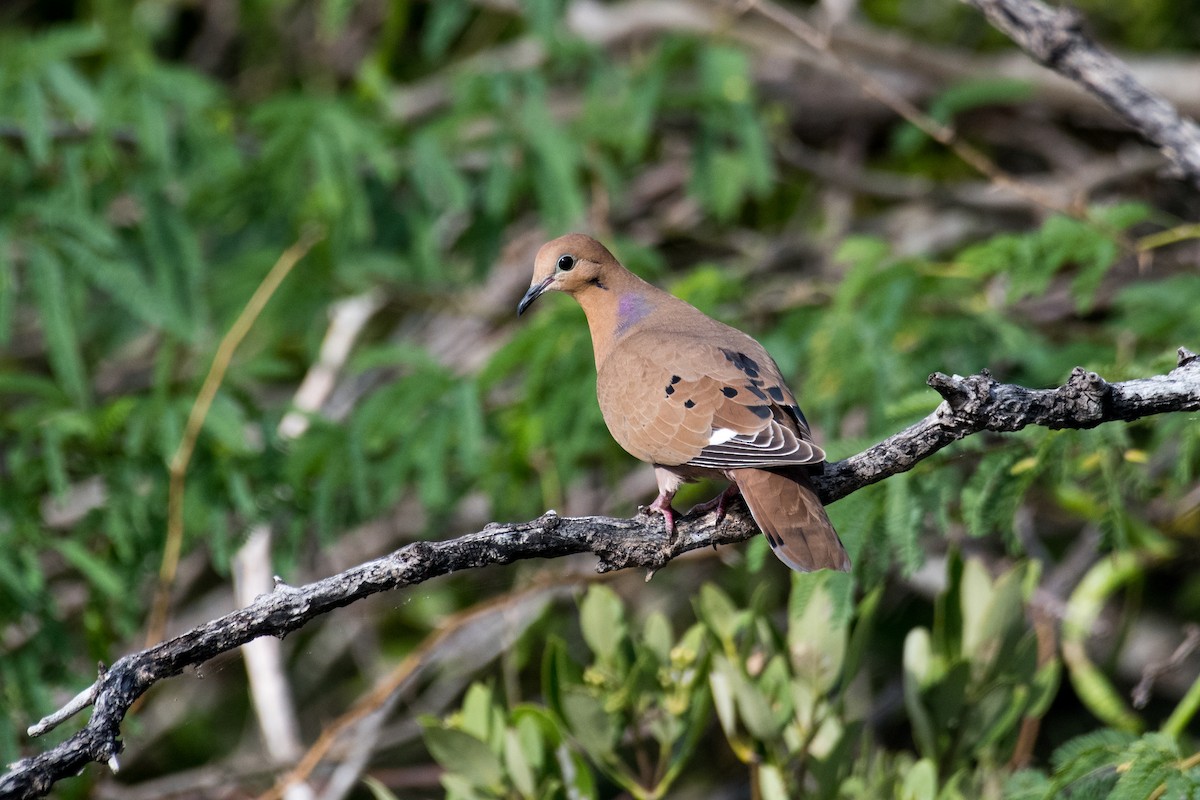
[518,234,848,572]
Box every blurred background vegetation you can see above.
[1,0,1198,797]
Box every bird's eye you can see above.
[557,255,576,271]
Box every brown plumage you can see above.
[517,233,849,572]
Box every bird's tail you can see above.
[730,467,850,572]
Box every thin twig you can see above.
[1132,624,1200,709]
[146,228,324,649]
[959,0,1200,188]
[736,0,1082,217]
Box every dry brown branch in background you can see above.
[738,0,1081,215]
[147,229,324,649]
[960,0,1200,186]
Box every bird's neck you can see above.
[574,270,662,370]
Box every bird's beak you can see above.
[517,276,554,316]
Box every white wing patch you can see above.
[690,417,825,469]
[708,428,739,445]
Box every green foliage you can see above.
[904,556,1059,773]
[436,564,1187,798]
[1061,552,1149,734]
[1006,729,1200,799]
[958,205,1151,313]
[422,683,595,800]
[425,586,710,799]
[546,585,710,799]
[3,0,1200,794]
[893,78,1035,158]
[0,1,811,758]
[783,205,1192,582]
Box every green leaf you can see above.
[841,585,883,693]
[758,763,790,800]
[559,686,617,758]
[904,627,938,759]
[788,576,847,694]
[411,131,470,213]
[899,757,938,800]
[0,226,14,345]
[421,0,471,59]
[422,725,504,790]
[53,539,124,600]
[709,655,738,742]
[1004,769,1051,800]
[962,452,1020,538]
[711,654,781,742]
[360,775,401,800]
[504,727,536,797]
[696,583,741,649]
[541,636,577,721]
[579,584,626,663]
[1050,729,1137,793]
[1063,553,1144,732]
[27,243,89,406]
[885,470,922,572]
[642,611,673,663]
[202,393,258,456]
[461,683,495,742]
[553,745,598,800]
[520,81,584,230]
[964,560,1026,668]
[954,556,989,662]
[44,60,99,123]
[894,78,1033,156]
[1113,733,1178,800]
[19,77,50,166]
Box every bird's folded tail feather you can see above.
[730,467,850,573]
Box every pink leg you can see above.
[645,467,685,543]
[645,491,678,541]
[686,484,741,525]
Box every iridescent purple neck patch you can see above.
[616,293,652,335]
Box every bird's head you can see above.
[517,234,618,316]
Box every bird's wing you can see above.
[597,328,824,470]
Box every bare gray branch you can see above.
[2,347,1197,800]
[961,0,1200,186]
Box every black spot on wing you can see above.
[788,405,810,430]
[750,405,772,419]
[722,386,738,398]
[665,384,675,396]
[767,386,785,402]
[670,375,681,384]
[684,399,696,408]
[745,383,768,401]
[720,348,761,379]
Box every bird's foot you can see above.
[640,492,681,571]
[686,484,741,526]
[643,492,678,539]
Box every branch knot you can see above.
[928,371,995,417]
[1054,366,1109,427]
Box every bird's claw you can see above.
[641,493,681,566]
[686,484,741,526]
